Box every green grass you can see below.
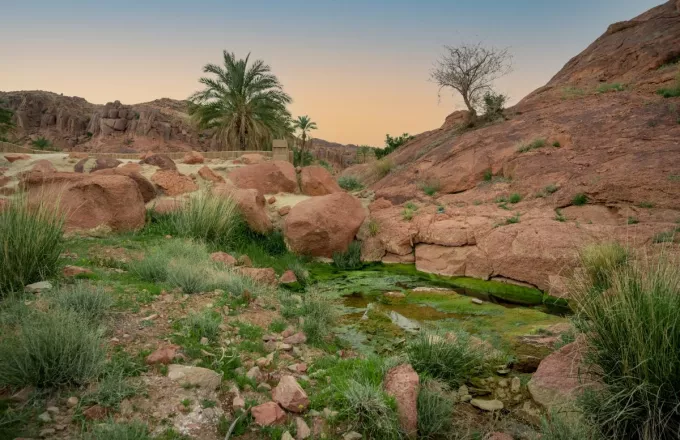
[554,209,567,222]
[281,289,336,343]
[652,227,679,243]
[83,420,152,440]
[0,308,106,388]
[637,201,654,209]
[166,192,240,247]
[509,193,522,204]
[343,380,401,439]
[419,179,441,196]
[80,369,140,411]
[368,219,380,237]
[374,159,394,178]
[578,242,629,292]
[31,137,52,150]
[268,318,287,333]
[627,216,639,225]
[0,195,65,296]
[572,193,588,206]
[552,141,561,148]
[539,411,597,440]
[572,249,680,439]
[596,83,626,93]
[402,208,415,221]
[417,380,454,440]
[496,213,520,227]
[183,310,222,342]
[50,282,113,322]
[483,169,493,182]
[333,241,363,270]
[167,258,212,294]
[517,138,546,153]
[406,330,486,387]
[657,73,680,98]
[338,175,364,191]
[405,202,419,211]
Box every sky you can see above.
[0,0,662,146]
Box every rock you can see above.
[233,395,245,411]
[146,345,180,365]
[213,183,273,234]
[279,270,298,286]
[25,281,52,293]
[228,160,298,194]
[284,192,366,257]
[46,406,59,414]
[283,332,307,345]
[66,396,79,408]
[246,366,262,381]
[31,159,56,174]
[511,377,521,394]
[198,166,224,183]
[281,327,295,338]
[24,172,146,232]
[74,157,121,173]
[140,153,177,170]
[236,267,278,285]
[151,170,199,196]
[167,364,222,390]
[472,298,484,305]
[295,416,311,439]
[240,153,268,165]
[278,205,291,216]
[237,255,252,267]
[82,404,109,420]
[470,399,504,411]
[268,196,277,204]
[343,432,362,440]
[10,387,34,403]
[183,151,204,164]
[62,265,93,277]
[281,432,295,440]
[210,251,237,266]
[40,428,56,437]
[37,412,52,422]
[527,340,590,410]
[272,375,310,412]
[251,401,286,426]
[258,383,272,391]
[384,364,419,438]
[92,168,157,203]
[300,165,342,196]
[485,433,514,440]
[5,153,31,162]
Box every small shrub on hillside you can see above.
[338,175,364,191]
[292,147,314,167]
[627,216,639,225]
[368,219,380,237]
[318,160,333,171]
[31,137,52,150]
[0,309,105,388]
[281,289,336,343]
[167,259,212,294]
[483,169,493,182]
[402,208,415,221]
[656,73,680,98]
[637,201,654,209]
[552,141,561,148]
[596,83,626,93]
[211,269,270,298]
[374,158,393,178]
[577,242,629,292]
[554,209,567,222]
[333,241,363,270]
[168,192,239,246]
[183,310,222,342]
[571,250,680,439]
[51,282,113,322]
[539,411,597,440]
[496,212,520,227]
[0,196,64,296]
[81,369,140,410]
[342,380,401,440]
[374,133,414,159]
[83,420,151,440]
[417,380,454,440]
[406,330,486,386]
[517,138,546,153]
[509,193,522,204]
[129,250,169,282]
[652,227,680,243]
[482,91,508,120]
[572,193,588,206]
[419,179,441,196]
[287,260,310,288]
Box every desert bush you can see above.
[554,209,567,222]
[577,242,628,291]
[657,72,680,98]
[51,282,113,322]
[338,175,364,191]
[83,420,151,440]
[130,239,209,284]
[168,192,239,246]
[368,219,380,237]
[0,309,105,388]
[31,137,52,150]
[596,83,626,93]
[333,241,363,270]
[287,260,310,288]
[571,250,680,439]
[517,138,546,153]
[183,310,222,342]
[167,258,212,294]
[81,368,140,410]
[281,289,336,343]
[539,411,598,440]
[211,269,270,298]
[374,158,394,178]
[0,196,64,296]
[419,179,441,196]
[374,133,414,159]
[483,169,493,181]
[482,91,508,119]
[342,380,401,440]
[509,193,522,204]
[406,330,486,386]
[417,380,454,440]
[653,227,680,243]
[129,249,169,282]
[572,193,588,206]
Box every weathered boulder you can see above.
[4,154,30,163]
[74,157,121,173]
[213,183,273,234]
[151,170,198,196]
[236,267,278,285]
[182,151,204,164]
[93,168,156,203]
[284,192,366,257]
[300,166,342,196]
[211,251,237,267]
[198,166,224,183]
[240,153,268,165]
[145,345,180,365]
[272,375,309,413]
[384,364,419,438]
[251,401,286,426]
[167,365,222,390]
[31,160,56,174]
[228,160,297,195]
[279,270,298,286]
[140,153,177,170]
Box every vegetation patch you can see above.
[596,83,626,93]
[333,241,363,270]
[337,175,364,191]
[517,138,546,153]
[571,193,588,206]
[418,178,441,196]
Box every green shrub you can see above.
[374,133,414,159]
[287,260,310,288]
[482,91,507,119]
[0,309,105,388]
[374,158,394,178]
[51,282,113,322]
[572,251,680,439]
[496,213,520,226]
[368,219,380,237]
[417,381,454,440]
[183,310,222,342]
[596,83,626,93]
[83,420,151,440]
[572,193,588,206]
[342,380,401,440]
[168,192,239,246]
[517,138,546,153]
[318,160,333,172]
[652,228,679,243]
[0,196,64,296]
[338,176,364,191]
[577,242,629,292]
[81,369,140,410]
[657,73,680,98]
[31,137,52,150]
[292,147,314,167]
[637,201,654,209]
[627,216,639,225]
[129,249,169,282]
[483,169,493,181]
[167,258,211,294]
[419,179,441,196]
[281,289,336,343]
[402,208,415,221]
[545,184,559,194]
[406,331,486,386]
[539,411,597,440]
[509,193,522,204]
[211,269,270,298]
[333,241,363,270]
[552,141,561,148]
[554,209,567,222]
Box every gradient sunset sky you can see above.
[1,0,661,145]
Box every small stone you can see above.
[46,406,59,414]
[200,337,209,345]
[233,396,245,411]
[472,298,484,305]
[470,398,504,412]
[460,394,472,402]
[281,327,296,338]
[246,366,261,381]
[498,379,509,388]
[146,345,180,365]
[273,375,310,412]
[281,432,295,440]
[82,404,109,420]
[38,412,52,423]
[167,364,222,390]
[66,396,79,408]
[141,313,158,321]
[497,368,510,375]
[40,428,56,437]
[268,196,277,204]
[256,357,271,368]
[283,332,307,345]
[343,432,362,440]
[277,342,293,351]
[25,281,52,293]
[251,401,286,426]
[322,408,338,419]
[258,383,272,391]
[458,385,468,395]
[295,417,311,439]
[511,377,521,394]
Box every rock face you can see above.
[182,151,204,164]
[74,157,121,173]
[284,192,366,257]
[299,166,342,196]
[92,168,156,203]
[384,364,419,438]
[140,153,177,170]
[228,161,298,195]
[213,183,273,234]
[24,172,146,232]
[151,170,198,196]
[272,376,310,413]
[240,153,268,165]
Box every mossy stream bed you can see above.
[311,263,569,362]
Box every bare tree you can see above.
[430,43,512,118]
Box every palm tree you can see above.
[292,115,318,158]
[188,50,292,151]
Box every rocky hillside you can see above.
[349,0,680,296]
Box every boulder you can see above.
[470,399,504,411]
[236,267,278,285]
[282,332,306,345]
[284,192,366,257]
[228,160,298,195]
[384,364,419,438]
[251,401,286,426]
[4,154,30,163]
[240,153,268,165]
[183,151,204,164]
[300,166,342,196]
[278,206,291,216]
[198,166,224,183]
[62,265,93,277]
[145,345,180,365]
[211,252,237,267]
[213,183,273,234]
[272,375,309,413]
[24,172,146,232]
[279,270,298,286]
[151,170,199,196]
[140,153,177,170]
[92,168,156,203]
[167,365,222,390]
[74,157,121,173]
[31,160,56,174]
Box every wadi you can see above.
[1,1,679,439]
